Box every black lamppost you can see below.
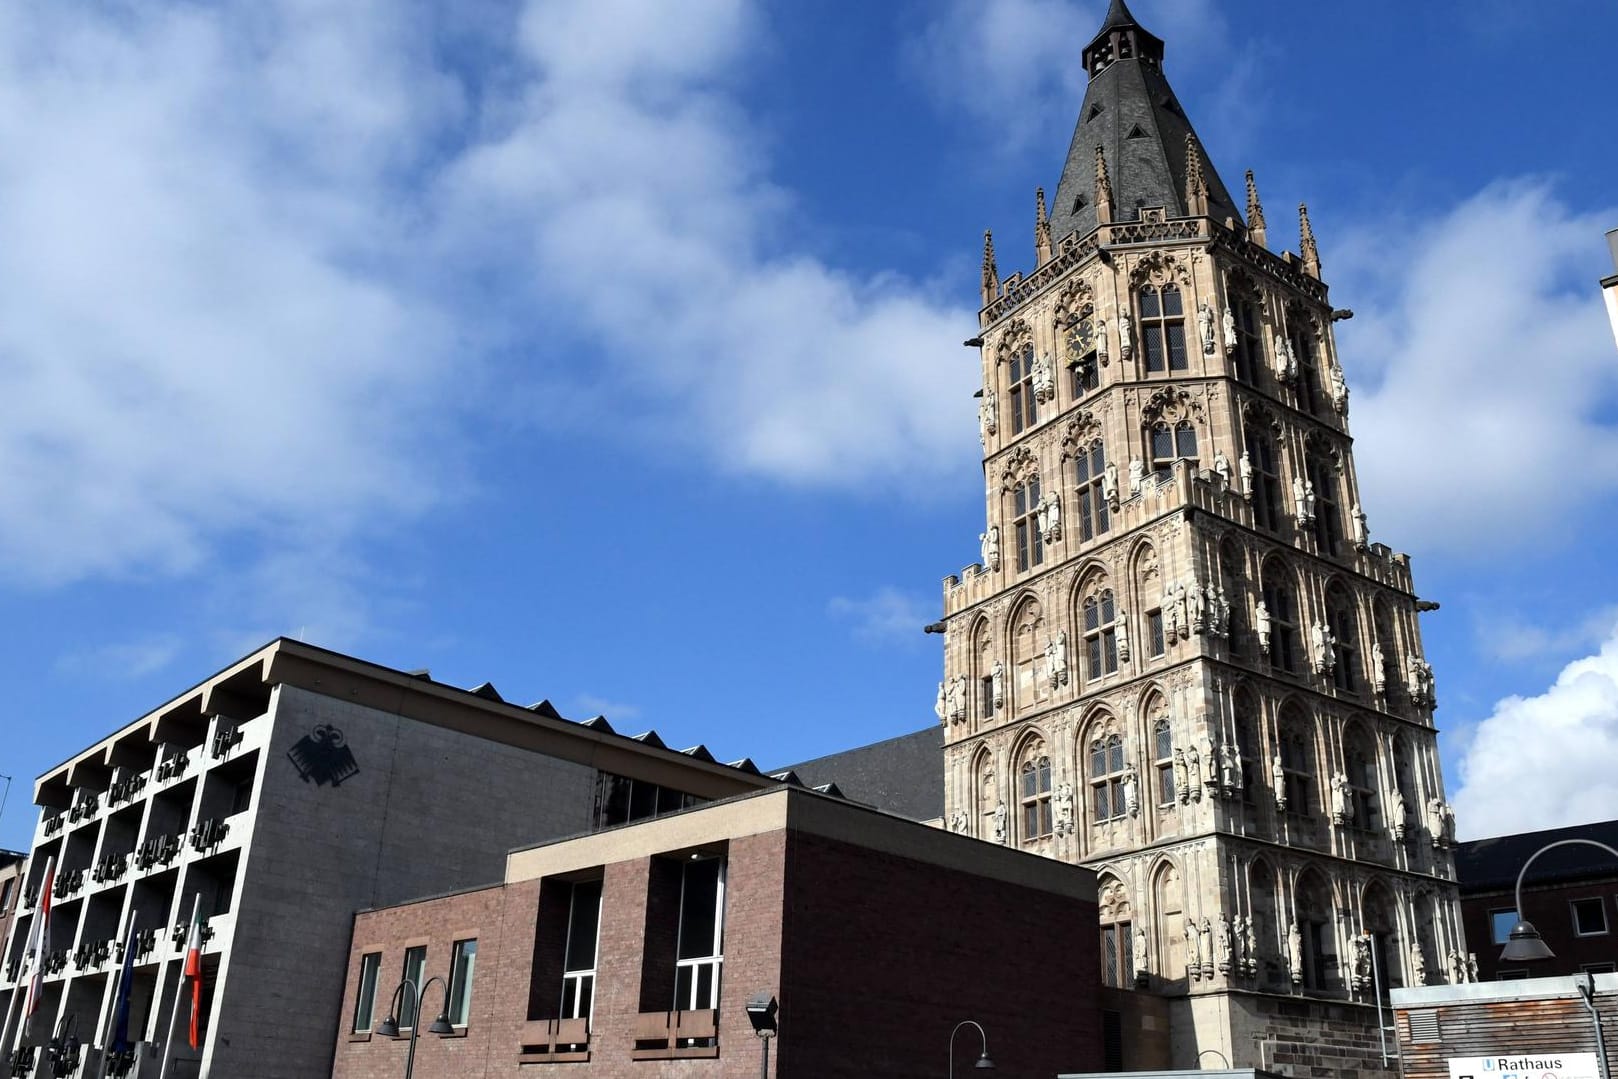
[375,976,454,1079]
[1500,839,1618,963]
[949,1019,995,1078]
[745,992,778,1079]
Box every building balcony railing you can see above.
[136,833,182,872]
[517,1018,590,1063]
[68,791,101,824]
[52,868,86,901]
[630,1009,718,1060]
[209,724,244,761]
[189,817,230,855]
[93,851,130,886]
[42,814,64,838]
[43,949,68,976]
[134,928,159,962]
[108,771,149,807]
[154,753,190,784]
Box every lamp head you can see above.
[1500,919,1556,963]
[375,1015,400,1038]
[428,1013,455,1036]
[974,1050,996,1069]
[745,992,779,1035]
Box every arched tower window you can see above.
[1230,290,1264,384]
[1140,283,1188,372]
[1327,582,1360,692]
[1098,877,1135,988]
[1089,730,1127,822]
[1082,584,1120,680]
[1294,870,1336,991]
[1287,308,1319,413]
[1249,859,1279,988]
[1261,560,1301,674]
[1244,428,1283,531]
[1151,708,1175,806]
[1219,536,1248,654]
[1073,440,1110,541]
[1019,746,1053,843]
[1345,726,1381,832]
[1363,882,1401,991]
[1010,598,1044,712]
[1009,343,1039,434]
[1278,706,1317,815]
[1013,476,1043,572]
[1234,688,1261,809]
[1154,864,1187,983]
[1309,450,1342,554]
[1149,421,1198,480]
[971,618,998,722]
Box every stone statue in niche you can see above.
[1037,491,1062,544]
[1200,735,1218,787]
[1255,600,1272,654]
[1410,941,1427,986]
[1271,755,1287,812]
[979,390,997,443]
[1371,638,1387,693]
[1213,583,1231,637]
[1390,788,1409,841]
[1351,502,1369,549]
[980,525,1001,571]
[1032,349,1056,402]
[1198,301,1216,355]
[1186,743,1202,801]
[1352,936,1372,990]
[1328,360,1349,413]
[1238,450,1254,500]
[1173,750,1190,805]
[1186,924,1201,981]
[1096,318,1110,365]
[1164,589,1181,640]
[1329,773,1352,825]
[1122,764,1140,817]
[947,675,968,722]
[1102,460,1120,504]
[1407,655,1436,707]
[934,681,947,724]
[1128,457,1145,496]
[1045,631,1069,689]
[1134,926,1150,980]
[1119,312,1134,360]
[1213,449,1232,486]
[1303,479,1317,521]
[1310,622,1335,674]
[1222,306,1237,355]
[1467,953,1479,982]
[1447,949,1465,985]
[1199,918,1215,979]
[1292,475,1310,522]
[1172,583,1190,638]
[1239,916,1258,976]
[992,800,1008,843]
[1288,922,1304,984]
[1189,579,1207,633]
[1115,608,1131,661]
[1054,783,1075,835]
[1273,332,1297,381]
[1216,915,1233,974]
[1219,742,1241,793]
[990,660,1006,708]
[949,810,969,834]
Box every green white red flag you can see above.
[21,857,55,1022]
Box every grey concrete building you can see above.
[0,639,774,1078]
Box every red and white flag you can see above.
[181,896,207,1049]
[21,856,55,1022]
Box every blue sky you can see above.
[3,0,1617,849]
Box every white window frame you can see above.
[352,952,381,1034]
[560,881,603,1026]
[1572,896,1610,937]
[447,938,477,1027]
[674,858,726,1012]
[1489,908,1517,946]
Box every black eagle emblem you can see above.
[287,725,360,787]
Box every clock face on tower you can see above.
[1067,317,1094,361]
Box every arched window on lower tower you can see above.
[1363,881,1401,992]
[1261,560,1301,674]
[1089,730,1127,822]
[1072,439,1110,541]
[1149,421,1198,481]
[1244,428,1284,532]
[1248,858,1280,989]
[1327,582,1361,693]
[1278,706,1317,816]
[1008,342,1038,434]
[1082,584,1121,682]
[1344,725,1381,834]
[1098,876,1135,988]
[1018,746,1053,843]
[1140,283,1188,372]
[1152,713,1175,807]
[1012,477,1044,573]
[1234,689,1261,811]
[1153,863,1187,984]
[1308,447,1343,555]
[1294,870,1337,991]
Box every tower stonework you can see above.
[938,2,1465,1071]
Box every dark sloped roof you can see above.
[1048,5,1239,244]
[771,727,943,823]
[1455,818,1618,893]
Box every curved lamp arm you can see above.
[1505,839,1618,963]
[1514,839,1618,916]
[949,1019,995,1078]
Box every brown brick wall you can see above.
[1464,880,1618,981]
[777,829,1101,1079]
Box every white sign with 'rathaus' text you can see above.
[1448,1053,1601,1079]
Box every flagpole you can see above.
[8,855,55,1069]
[93,907,135,1079]
[156,895,199,1079]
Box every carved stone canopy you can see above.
[1000,445,1040,492]
[994,317,1034,365]
[1241,397,1282,433]
[1055,278,1095,326]
[1128,249,1193,289]
[1140,386,1203,427]
[1061,411,1104,454]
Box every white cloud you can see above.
[0,0,980,598]
[1338,182,1618,558]
[1452,620,1618,840]
[828,587,934,646]
[1476,603,1618,664]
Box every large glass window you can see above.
[1490,909,1518,946]
[674,858,725,1012]
[1150,422,1198,480]
[1279,720,1315,815]
[1262,570,1300,675]
[1100,921,1134,988]
[1230,295,1263,383]
[352,952,381,1034]
[561,879,603,1022]
[1327,585,1359,692]
[1140,284,1188,372]
[448,939,478,1026]
[1014,479,1044,572]
[399,945,427,1029]
[1089,734,1127,822]
[1083,589,1119,680]
[1020,755,1053,841]
[1153,719,1175,805]
[1009,344,1039,434]
[1073,441,1110,542]
[1574,898,1609,937]
[1310,455,1342,554]
[1245,430,1283,532]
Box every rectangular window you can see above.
[1583,962,1617,975]
[1498,969,1530,981]
[1148,610,1165,657]
[1574,897,1609,937]
[352,953,381,1034]
[1490,908,1517,946]
[1100,922,1133,988]
[561,879,603,1022]
[399,945,427,1029]
[674,858,725,1012]
[448,939,478,1026]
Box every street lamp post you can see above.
[948,1019,995,1078]
[374,976,454,1079]
[1500,839,1618,964]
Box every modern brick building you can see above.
[330,785,1102,1079]
[1456,820,1618,982]
[0,639,774,1078]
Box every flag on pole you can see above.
[21,857,55,1022]
[111,915,138,1053]
[181,898,206,1050]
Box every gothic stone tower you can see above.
[937,1,1466,1070]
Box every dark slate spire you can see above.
[1048,1,1240,244]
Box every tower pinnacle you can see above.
[1246,170,1268,248]
[980,230,999,306]
[1299,202,1322,278]
[1035,187,1053,265]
